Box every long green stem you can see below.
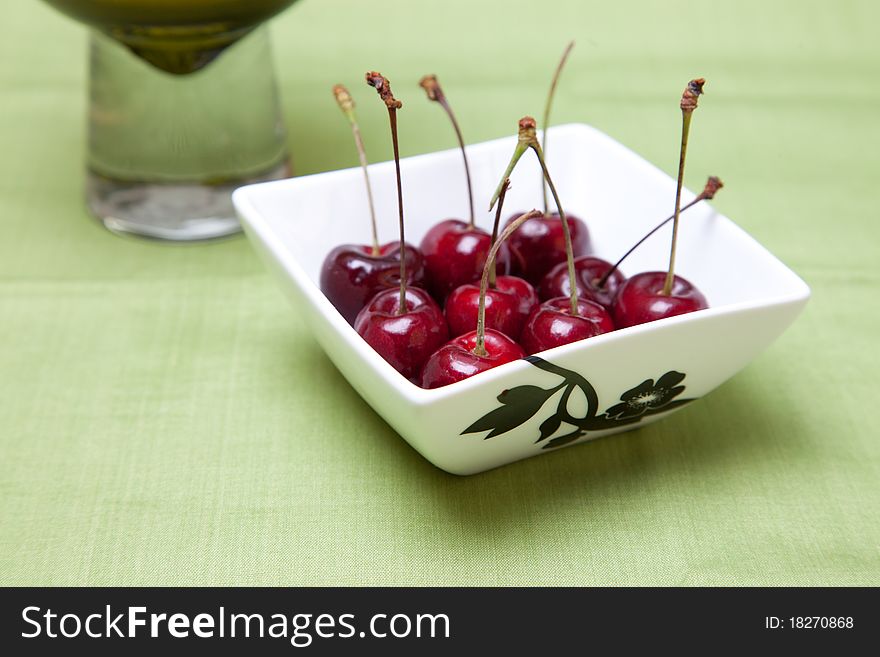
[420,75,475,227]
[475,210,544,356]
[531,142,578,316]
[334,84,379,254]
[663,78,705,296]
[541,41,575,215]
[366,72,406,314]
[489,143,527,210]
[596,176,722,290]
[663,112,691,296]
[489,117,578,315]
[488,178,510,288]
[354,121,380,254]
[388,109,406,313]
[443,99,475,227]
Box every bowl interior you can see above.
[240,123,808,311]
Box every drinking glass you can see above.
[42,0,299,240]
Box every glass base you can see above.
[87,159,290,241]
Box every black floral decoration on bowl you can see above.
[462,357,695,450]
[603,371,686,420]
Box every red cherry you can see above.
[320,242,425,325]
[539,256,627,309]
[420,329,525,389]
[520,297,615,355]
[419,219,510,302]
[445,275,537,340]
[612,271,708,328]
[354,287,448,382]
[503,212,590,284]
[610,82,710,329]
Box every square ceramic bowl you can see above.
[233,123,809,475]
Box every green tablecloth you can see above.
[1,0,878,586]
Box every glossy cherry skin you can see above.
[419,219,510,302]
[503,212,590,284]
[354,287,449,382]
[420,329,525,389]
[520,297,615,355]
[320,242,425,325]
[539,256,627,310]
[444,275,538,340]
[612,271,708,329]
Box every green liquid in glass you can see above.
[44,0,298,74]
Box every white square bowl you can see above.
[233,124,810,475]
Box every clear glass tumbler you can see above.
[87,28,289,240]
[42,0,297,240]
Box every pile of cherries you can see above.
[320,57,722,389]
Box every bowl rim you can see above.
[233,123,811,406]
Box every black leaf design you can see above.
[542,429,587,450]
[461,358,698,448]
[497,385,558,408]
[536,413,563,443]
[462,383,562,439]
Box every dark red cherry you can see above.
[539,256,627,309]
[354,287,448,382]
[420,329,525,389]
[445,275,537,340]
[419,219,510,301]
[612,271,708,329]
[520,297,615,355]
[503,212,590,284]
[320,242,425,325]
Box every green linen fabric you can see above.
[1,0,878,586]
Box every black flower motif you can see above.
[603,371,686,420]
[461,359,695,449]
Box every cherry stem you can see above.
[420,75,475,228]
[541,41,574,215]
[596,176,723,290]
[334,84,379,255]
[366,71,407,314]
[532,142,579,316]
[475,209,544,357]
[490,117,578,315]
[488,141,527,210]
[663,78,705,296]
[488,178,510,289]
[388,113,406,313]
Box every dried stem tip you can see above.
[419,74,445,103]
[333,84,355,112]
[702,175,723,200]
[487,116,539,211]
[680,78,705,112]
[365,71,402,109]
[518,116,538,143]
